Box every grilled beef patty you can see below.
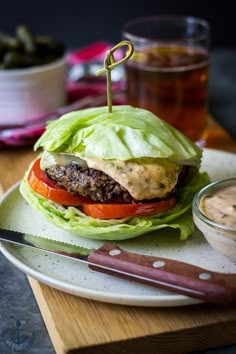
[45,163,134,203]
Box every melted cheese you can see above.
[41,151,181,200]
[83,156,181,200]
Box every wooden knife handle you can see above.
[88,243,236,305]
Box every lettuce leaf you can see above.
[19,169,209,241]
[34,106,202,166]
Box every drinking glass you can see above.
[122,16,210,142]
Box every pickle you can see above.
[16,25,36,54]
[0,25,65,69]
[0,32,20,49]
[3,51,40,68]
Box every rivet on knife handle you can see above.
[88,243,236,305]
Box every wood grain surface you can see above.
[0,117,236,354]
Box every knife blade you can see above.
[0,228,236,305]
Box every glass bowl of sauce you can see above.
[193,178,236,262]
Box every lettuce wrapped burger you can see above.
[20,105,209,240]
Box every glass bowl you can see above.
[193,177,236,262]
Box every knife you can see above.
[0,228,236,305]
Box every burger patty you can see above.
[45,163,134,203]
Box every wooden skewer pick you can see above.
[96,40,134,113]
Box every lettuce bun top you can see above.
[34,105,202,167]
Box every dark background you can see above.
[1,0,235,50]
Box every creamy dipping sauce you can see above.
[200,185,236,227]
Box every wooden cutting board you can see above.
[1,117,236,354]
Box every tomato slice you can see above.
[81,196,176,219]
[28,158,91,206]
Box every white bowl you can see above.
[193,178,236,262]
[0,57,67,126]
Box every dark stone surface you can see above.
[0,254,55,354]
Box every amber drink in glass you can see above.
[122,16,210,142]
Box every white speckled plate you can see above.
[0,148,236,307]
